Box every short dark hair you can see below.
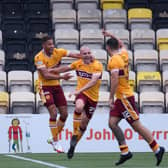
[106,37,119,50]
[41,35,53,44]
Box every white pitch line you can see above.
[5,154,68,168]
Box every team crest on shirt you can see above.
[45,95,50,100]
[36,61,43,65]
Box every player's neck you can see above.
[83,59,92,64]
[43,49,51,57]
[111,49,121,56]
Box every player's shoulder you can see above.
[53,48,68,58]
[121,48,128,55]
[111,54,122,62]
[92,59,103,70]
[111,53,123,62]
[74,59,83,65]
[34,50,43,60]
[71,59,83,66]
[93,59,103,66]
[108,54,124,68]
[54,48,67,53]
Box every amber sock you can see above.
[49,118,57,141]
[73,111,82,136]
[57,117,66,134]
[76,126,86,142]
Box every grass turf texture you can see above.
[1,152,167,168]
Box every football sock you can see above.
[149,139,160,154]
[49,118,58,141]
[119,144,129,155]
[57,117,66,134]
[77,126,86,142]
[73,111,82,136]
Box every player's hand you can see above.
[62,73,73,80]
[109,98,115,110]
[102,29,112,37]
[69,90,80,98]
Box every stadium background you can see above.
[0,0,167,167]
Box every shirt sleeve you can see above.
[70,60,79,70]
[57,48,69,58]
[107,56,123,71]
[34,55,46,69]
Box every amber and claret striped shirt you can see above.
[108,49,133,99]
[70,59,103,102]
[34,48,69,86]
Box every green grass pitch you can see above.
[0,152,167,168]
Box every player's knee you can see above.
[60,111,68,121]
[75,99,84,113]
[48,104,57,118]
[50,113,57,119]
[75,104,83,113]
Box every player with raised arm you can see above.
[102,30,165,166]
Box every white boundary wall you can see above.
[0,113,168,153]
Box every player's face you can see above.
[81,49,92,64]
[43,39,54,55]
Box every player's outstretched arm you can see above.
[49,65,72,74]
[109,70,119,109]
[39,67,73,80]
[69,73,101,97]
[68,52,82,59]
[68,51,95,61]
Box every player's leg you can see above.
[122,96,165,166]
[67,112,89,159]
[109,117,125,145]
[47,86,68,153]
[57,106,68,132]
[46,104,60,151]
[109,116,132,165]
[75,95,97,142]
[67,97,85,159]
[45,97,58,142]
[41,87,57,141]
[77,112,90,140]
[42,86,62,152]
[131,120,165,166]
[72,94,87,140]
[54,86,68,139]
[109,99,133,165]
[68,94,97,159]
[73,98,85,137]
